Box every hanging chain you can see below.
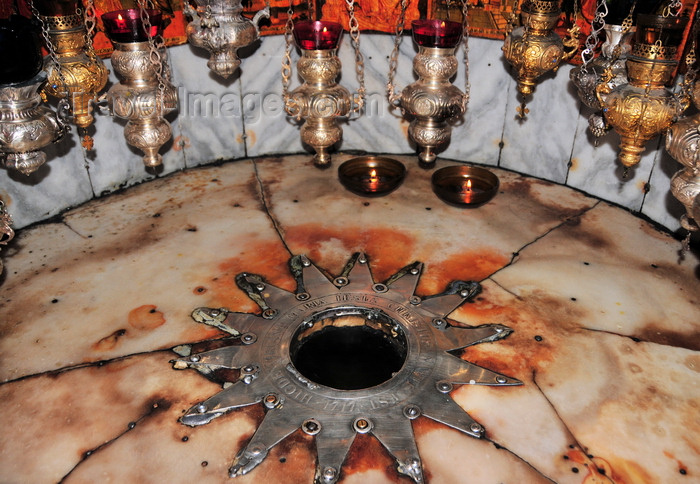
[281,0,296,115]
[345,0,365,114]
[386,0,409,106]
[506,0,522,36]
[609,1,636,61]
[28,0,69,98]
[308,0,316,20]
[461,0,470,110]
[83,0,98,56]
[580,0,607,69]
[662,0,682,18]
[137,0,169,106]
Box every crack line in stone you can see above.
[57,399,166,483]
[485,200,602,282]
[484,437,558,484]
[580,326,697,351]
[531,370,616,484]
[251,159,293,257]
[0,347,178,386]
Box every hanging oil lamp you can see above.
[102,7,178,168]
[184,0,270,79]
[0,14,66,174]
[503,0,579,119]
[282,8,365,167]
[664,18,700,244]
[665,83,700,237]
[386,0,470,166]
[284,20,350,166]
[31,0,108,149]
[596,13,689,170]
[401,19,467,165]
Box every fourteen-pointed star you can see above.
[172,253,521,483]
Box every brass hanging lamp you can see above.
[503,0,579,119]
[30,0,108,150]
[596,11,689,171]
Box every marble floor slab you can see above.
[0,154,697,484]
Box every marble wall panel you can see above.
[0,125,93,228]
[500,63,580,184]
[566,105,660,213]
[171,44,247,166]
[86,55,187,197]
[642,146,686,233]
[441,37,509,166]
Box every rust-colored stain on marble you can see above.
[128,305,166,330]
[416,250,510,294]
[283,224,417,280]
[567,448,656,484]
[341,432,410,482]
[213,239,293,312]
[637,323,700,351]
[92,328,128,352]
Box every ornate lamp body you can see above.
[185,0,270,79]
[286,21,350,167]
[0,72,66,174]
[665,81,700,233]
[400,46,464,165]
[597,14,689,169]
[399,19,464,166]
[103,9,178,168]
[570,24,632,106]
[503,0,572,115]
[107,41,178,167]
[39,11,108,135]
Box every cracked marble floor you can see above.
[0,154,698,483]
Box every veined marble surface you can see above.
[0,154,697,483]
[0,34,685,238]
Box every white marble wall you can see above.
[0,33,684,232]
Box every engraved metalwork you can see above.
[106,41,178,168]
[286,49,351,167]
[0,72,67,175]
[184,0,270,79]
[400,46,466,165]
[39,13,108,135]
[173,253,521,483]
[503,0,577,118]
[665,80,700,234]
[570,24,633,111]
[597,14,689,169]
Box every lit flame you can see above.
[117,13,124,21]
[440,21,446,28]
[466,179,472,191]
[323,26,328,33]
[369,169,378,180]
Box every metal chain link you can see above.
[610,1,636,61]
[345,0,365,114]
[386,0,409,106]
[137,0,169,106]
[662,0,682,18]
[580,0,607,69]
[506,0,521,36]
[28,0,69,96]
[461,0,470,111]
[281,0,295,115]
